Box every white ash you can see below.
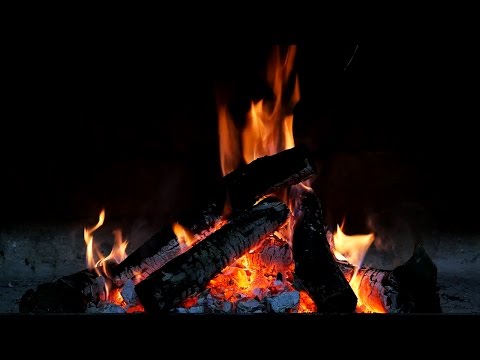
[90,276,107,302]
[266,291,300,313]
[222,301,233,313]
[236,299,265,313]
[120,279,138,306]
[86,302,126,314]
[187,306,205,314]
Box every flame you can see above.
[83,209,129,302]
[242,46,299,164]
[84,209,105,270]
[332,224,374,268]
[173,222,196,252]
[332,224,377,312]
[217,45,299,177]
[218,105,240,176]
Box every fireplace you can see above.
[1,37,479,317]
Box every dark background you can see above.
[2,22,478,238]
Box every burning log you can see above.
[338,243,441,313]
[19,269,104,313]
[292,191,357,313]
[112,145,315,286]
[135,197,289,313]
[337,264,400,313]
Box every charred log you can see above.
[338,243,441,313]
[393,243,441,313]
[292,191,357,313]
[135,198,289,313]
[338,264,400,313]
[112,145,315,286]
[19,269,104,313]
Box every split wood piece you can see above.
[135,198,289,313]
[292,191,357,313]
[337,263,399,313]
[19,269,104,313]
[338,243,441,313]
[112,145,315,286]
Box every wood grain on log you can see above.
[135,198,289,313]
[112,146,315,286]
[337,263,399,313]
[292,191,357,313]
[337,243,441,313]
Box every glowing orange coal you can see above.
[84,209,129,300]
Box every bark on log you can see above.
[135,198,290,313]
[19,269,104,313]
[112,145,315,286]
[337,263,399,313]
[292,191,357,313]
[338,243,441,313]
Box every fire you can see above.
[172,222,196,252]
[332,224,379,312]
[84,209,105,270]
[217,45,299,176]
[218,104,240,176]
[83,209,129,301]
[242,46,299,164]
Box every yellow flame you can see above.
[332,224,374,268]
[173,222,196,252]
[83,209,129,301]
[332,224,377,312]
[96,229,128,278]
[84,209,105,270]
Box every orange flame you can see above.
[217,45,299,177]
[172,222,196,252]
[242,46,299,164]
[218,105,240,176]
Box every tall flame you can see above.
[242,46,299,164]
[217,45,299,176]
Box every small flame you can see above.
[173,222,196,252]
[218,105,240,176]
[332,224,374,268]
[84,209,105,271]
[332,224,376,312]
[83,209,129,301]
[96,229,128,278]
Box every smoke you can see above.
[364,201,436,269]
